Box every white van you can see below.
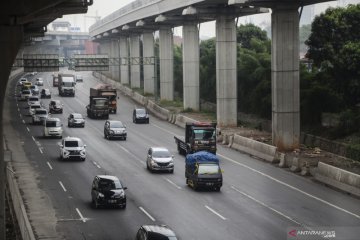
[43,118,63,138]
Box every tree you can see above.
[237,23,268,49]
[305,4,360,109]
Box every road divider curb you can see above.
[311,162,360,197]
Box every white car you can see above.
[20,89,32,101]
[18,78,28,86]
[35,78,44,86]
[32,108,48,125]
[59,137,86,161]
[43,118,63,138]
[29,103,42,116]
[27,96,40,106]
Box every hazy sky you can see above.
[59,0,358,37]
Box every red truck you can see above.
[90,84,117,113]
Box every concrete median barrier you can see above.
[146,100,169,121]
[230,134,277,163]
[174,114,197,128]
[312,162,360,197]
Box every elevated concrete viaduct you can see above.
[89,0,333,151]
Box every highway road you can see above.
[5,70,360,240]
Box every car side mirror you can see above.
[61,123,63,126]
[123,187,128,190]
[84,144,87,148]
[92,187,96,191]
[117,96,119,99]
[60,144,63,148]
[171,155,174,158]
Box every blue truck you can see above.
[185,151,222,191]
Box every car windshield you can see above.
[198,164,219,175]
[22,90,31,94]
[152,150,171,158]
[64,140,82,147]
[31,105,41,109]
[28,97,38,101]
[73,113,83,119]
[35,110,47,115]
[98,179,122,190]
[193,129,215,141]
[110,121,123,128]
[30,86,36,89]
[46,120,61,127]
[136,109,146,114]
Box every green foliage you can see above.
[306,4,360,109]
[346,144,360,162]
[237,23,268,49]
[159,99,183,108]
[200,38,216,103]
[174,45,183,98]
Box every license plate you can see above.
[206,183,214,186]
[108,200,116,203]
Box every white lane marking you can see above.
[205,205,227,220]
[164,178,182,190]
[19,113,22,117]
[59,181,67,192]
[26,127,30,132]
[75,208,87,223]
[218,154,360,220]
[92,161,101,169]
[231,185,301,225]
[39,148,43,154]
[32,136,35,142]
[22,119,25,124]
[139,207,156,222]
[18,108,20,111]
[47,162,53,170]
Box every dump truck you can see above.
[174,122,217,155]
[58,73,75,96]
[185,151,222,191]
[86,97,109,119]
[90,84,117,113]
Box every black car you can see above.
[133,108,149,124]
[136,225,178,240]
[91,175,127,209]
[68,113,85,127]
[49,100,63,113]
[41,89,51,99]
[104,120,127,140]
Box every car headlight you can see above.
[110,130,114,134]
[63,150,70,155]
[151,160,155,165]
[80,150,86,156]
[114,190,125,198]
[98,192,104,198]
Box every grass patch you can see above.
[158,99,183,108]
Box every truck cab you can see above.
[58,74,75,96]
[86,97,109,119]
[185,151,222,191]
[175,122,217,155]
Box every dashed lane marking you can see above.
[139,207,156,222]
[59,181,67,192]
[75,208,87,223]
[164,178,182,190]
[205,205,227,220]
[47,162,53,170]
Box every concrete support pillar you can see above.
[112,39,120,82]
[183,23,200,111]
[216,16,237,127]
[142,32,155,94]
[0,26,23,240]
[130,34,140,88]
[119,36,129,85]
[108,41,114,79]
[271,8,300,151]
[159,27,174,100]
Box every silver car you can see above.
[32,108,48,125]
[146,147,174,173]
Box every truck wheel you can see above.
[114,109,117,114]
[186,178,189,185]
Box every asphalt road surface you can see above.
[6,70,360,240]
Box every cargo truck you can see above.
[185,151,222,191]
[58,73,75,96]
[86,97,109,119]
[90,84,117,113]
[174,122,217,155]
